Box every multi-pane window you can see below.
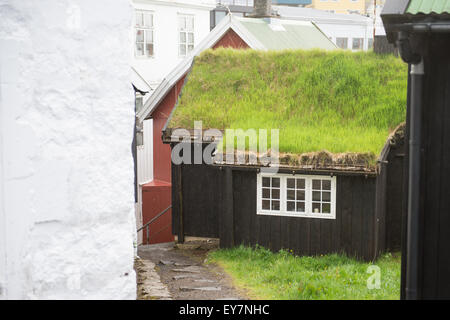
[257,174,336,219]
[352,38,364,50]
[135,10,154,57]
[312,179,332,214]
[179,14,194,57]
[286,178,305,213]
[262,177,280,211]
[336,37,348,49]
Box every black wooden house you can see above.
[163,49,408,262]
[382,0,450,299]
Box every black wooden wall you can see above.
[410,36,450,299]
[171,160,222,239]
[385,139,406,252]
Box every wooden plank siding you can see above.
[398,36,450,299]
[413,38,450,299]
[384,140,406,252]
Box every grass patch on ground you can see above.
[170,49,407,157]
[207,245,401,300]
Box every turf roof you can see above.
[168,49,407,157]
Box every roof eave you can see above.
[211,163,377,176]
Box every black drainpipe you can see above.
[406,59,424,300]
[396,31,423,300]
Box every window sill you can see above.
[257,211,336,220]
[134,55,155,60]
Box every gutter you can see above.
[389,22,450,33]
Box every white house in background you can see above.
[274,5,377,51]
[131,0,215,107]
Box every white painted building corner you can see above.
[0,0,137,299]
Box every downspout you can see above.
[395,31,423,300]
[406,59,424,300]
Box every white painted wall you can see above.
[0,0,136,299]
[132,0,214,93]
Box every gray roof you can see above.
[236,16,336,50]
[273,5,372,23]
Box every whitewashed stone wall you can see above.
[0,0,136,299]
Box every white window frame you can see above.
[257,173,337,219]
[135,10,154,58]
[178,14,195,57]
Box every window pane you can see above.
[136,43,144,56]
[180,32,186,43]
[136,29,144,42]
[297,202,305,212]
[272,178,280,188]
[322,191,331,202]
[322,203,331,214]
[146,43,154,57]
[287,190,295,200]
[179,44,186,56]
[312,179,321,190]
[272,201,280,211]
[262,200,270,210]
[312,202,321,213]
[336,37,348,49]
[136,12,143,26]
[296,190,305,201]
[188,33,194,44]
[287,201,295,212]
[297,179,305,189]
[179,16,186,29]
[272,188,280,199]
[144,13,152,27]
[262,188,270,199]
[262,177,270,187]
[287,178,295,189]
[322,180,331,190]
[352,38,363,50]
[312,191,321,201]
[145,30,153,43]
[188,45,194,53]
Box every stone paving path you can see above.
[136,240,247,300]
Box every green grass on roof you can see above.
[169,49,407,156]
